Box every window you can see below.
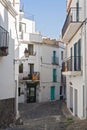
[74,39,81,70]
[28,44,33,55]
[53,69,57,82]
[60,86,63,95]
[18,87,21,96]
[53,51,56,57]
[61,51,63,60]
[19,22,26,32]
[19,63,23,73]
[30,64,34,74]
[0,26,9,56]
[53,51,56,64]
[76,0,79,21]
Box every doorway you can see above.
[60,86,63,100]
[75,89,78,116]
[27,84,36,103]
[50,86,55,100]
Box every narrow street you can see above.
[5,100,87,130]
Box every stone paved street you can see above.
[4,100,87,130]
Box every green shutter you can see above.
[74,43,76,70]
[78,39,81,70]
[53,51,56,64]
[53,69,57,82]
[70,47,72,71]
[50,86,55,100]
[76,1,79,21]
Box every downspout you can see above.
[15,17,20,119]
[84,0,87,118]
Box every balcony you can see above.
[0,26,9,56]
[62,7,82,43]
[52,57,59,65]
[19,72,40,82]
[19,32,42,43]
[62,56,82,76]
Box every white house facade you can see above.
[62,0,87,119]
[0,0,19,126]
[18,12,65,103]
[39,39,65,102]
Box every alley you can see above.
[6,100,87,130]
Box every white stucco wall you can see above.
[0,2,17,99]
[20,18,35,33]
[18,83,26,103]
[19,40,64,103]
[18,9,65,103]
[64,0,87,119]
[39,43,64,102]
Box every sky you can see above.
[20,0,66,39]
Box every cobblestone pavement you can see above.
[4,100,87,130]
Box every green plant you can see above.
[65,118,74,126]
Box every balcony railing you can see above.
[52,57,59,65]
[19,72,40,81]
[62,56,81,72]
[0,26,9,56]
[62,7,81,38]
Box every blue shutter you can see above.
[78,39,81,70]
[53,69,57,82]
[76,1,79,21]
[53,51,56,64]
[50,86,55,100]
[70,47,72,71]
[74,43,76,70]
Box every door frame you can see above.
[26,83,36,103]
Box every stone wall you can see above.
[0,98,15,128]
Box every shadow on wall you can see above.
[0,5,16,129]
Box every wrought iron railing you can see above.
[62,56,81,72]
[19,72,40,81]
[0,26,9,56]
[62,7,81,38]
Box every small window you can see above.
[61,51,63,60]
[18,87,21,96]
[28,44,33,55]
[19,63,23,73]
[19,22,26,32]
[60,86,63,95]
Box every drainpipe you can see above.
[14,15,20,119]
[83,0,87,118]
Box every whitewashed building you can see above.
[62,0,87,119]
[0,0,20,126]
[18,12,65,103]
